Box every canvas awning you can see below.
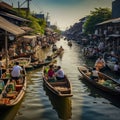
[0,16,25,36]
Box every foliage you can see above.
[84,7,112,34]
[15,9,46,34]
[14,9,61,34]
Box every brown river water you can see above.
[1,38,120,120]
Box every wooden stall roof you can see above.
[0,16,25,36]
[0,1,13,10]
[20,26,33,32]
[0,11,31,22]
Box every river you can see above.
[1,38,120,120]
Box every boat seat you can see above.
[54,86,70,91]
[50,81,67,86]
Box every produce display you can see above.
[97,79,117,89]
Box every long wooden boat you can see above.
[51,48,64,59]
[43,67,73,97]
[0,67,27,107]
[78,66,120,95]
[9,57,34,72]
[10,52,35,60]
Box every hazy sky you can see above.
[3,0,112,30]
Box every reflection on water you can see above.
[44,86,72,120]
[0,98,24,120]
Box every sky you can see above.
[2,0,113,30]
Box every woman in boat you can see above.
[47,64,56,81]
[55,66,65,80]
[95,55,106,71]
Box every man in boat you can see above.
[55,66,65,80]
[90,67,99,80]
[11,62,23,81]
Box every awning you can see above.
[108,34,120,38]
[0,11,31,22]
[20,26,33,32]
[96,17,120,26]
[22,35,36,40]
[0,16,25,36]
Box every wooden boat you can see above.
[31,59,57,69]
[9,57,34,72]
[78,66,120,95]
[10,52,35,60]
[0,67,27,107]
[43,67,73,97]
[51,47,64,59]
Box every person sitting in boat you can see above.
[58,46,64,53]
[45,55,52,61]
[59,46,64,51]
[91,67,99,80]
[52,44,57,52]
[55,66,65,80]
[113,62,120,75]
[11,62,23,81]
[47,64,56,82]
[95,56,106,71]
[0,60,4,78]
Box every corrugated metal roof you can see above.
[0,16,25,36]
[0,11,31,22]
[96,17,120,26]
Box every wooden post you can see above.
[5,31,8,69]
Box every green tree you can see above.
[84,7,112,34]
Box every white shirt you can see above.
[55,69,64,78]
[11,65,22,77]
[92,70,98,77]
[114,64,120,71]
